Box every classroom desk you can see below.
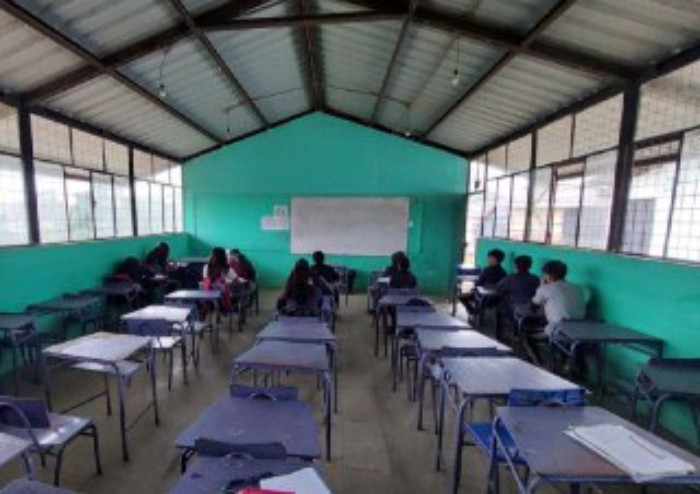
[121,305,200,366]
[550,320,664,394]
[0,313,39,395]
[174,395,322,471]
[415,330,511,430]
[232,341,333,460]
[493,406,700,494]
[85,282,141,314]
[375,293,433,357]
[41,332,157,461]
[393,311,468,392]
[0,479,76,494]
[438,357,582,493]
[28,295,103,339]
[168,457,324,494]
[0,432,33,477]
[451,273,479,316]
[165,288,223,343]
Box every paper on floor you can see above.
[260,467,330,494]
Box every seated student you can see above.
[389,255,417,289]
[202,247,236,312]
[310,251,339,296]
[531,260,586,335]
[497,255,540,314]
[144,242,170,275]
[228,249,257,281]
[459,249,507,316]
[383,251,406,278]
[277,259,321,316]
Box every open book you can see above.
[565,424,696,483]
[260,467,330,494]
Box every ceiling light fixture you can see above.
[158,45,172,99]
[451,38,461,88]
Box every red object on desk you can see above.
[238,489,293,494]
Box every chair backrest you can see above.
[194,438,288,459]
[0,397,50,428]
[507,388,586,407]
[439,346,504,358]
[230,385,298,401]
[124,318,171,338]
[406,297,432,308]
[647,357,700,369]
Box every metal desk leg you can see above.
[325,372,332,461]
[41,351,52,411]
[451,398,472,494]
[436,379,447,471]
[150,348,160,426]
[116,366,129,461]
[417,353,429,430]
[374,307,381,357]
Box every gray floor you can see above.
[0,292,687,493]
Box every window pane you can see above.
[114,176,133,237]
[163,185,174,232]
[72,129,104,170]
[65,167,94,241]
[0,103,20,154]
[0,154,29,245]
[494,177,511,238]
[93,172,114,238]
[537,116,573,166]
[550,163,584,247]
[105,140,129,176]
[636,59,700,141]
[469,155,486,193]
[510,172,529,241]
[482,180,498,238]
[135,180,150,235]
[507,134,532,173]
[464,193,484,266]
[171,163,182,186]
[622,161,677,256]
[35,161,68,243]
[153,156,170,184]
[150,183,163,234]
[174,187,183,232]
[31,116,71,164]
[134,150,153,179]
[573,95,623,157]
[667,129,700,261]
[487,145,507,179]
[578,150,617,250]
[528,167,551,242]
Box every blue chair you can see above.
[230,384,298,401]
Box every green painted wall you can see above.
[184,113,467,294]
[0,234,189,312]
[477,238,700,445]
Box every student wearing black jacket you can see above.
[459,249,506,317]
[389,256,417,289]
[310,251,339,296]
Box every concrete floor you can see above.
[0,292,690,493]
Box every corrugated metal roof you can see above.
[429,56,606,152]
[19,0,179,56]
[45,75,217,158]
[0,10,84,92]
[540,0,700,67]
[422,0,560,35]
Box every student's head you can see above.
[157,242,170,259]
[487,249,505,266]
[391,251,407,268]
[292,258,311,283]
[514,255,533,274]
[210,247,227,268]
[397,256,410,272]
[228,249,239,264]
[542,260,568,283]
[312,251,325,265]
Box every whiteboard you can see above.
[291,197,409,256]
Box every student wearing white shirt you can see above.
[531,260,586,335]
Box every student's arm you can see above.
[531,285,546,309]
[202,264,209,280]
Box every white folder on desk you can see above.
[565,424,695,482]
[260,467,330,494]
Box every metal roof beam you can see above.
[168,0,268,127]
[200,10,404,30]
[25,0,271,103]
[298,0,324,109]
[370,0,420,124]
[0,0,222,144]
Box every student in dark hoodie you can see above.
[459,248,507,316]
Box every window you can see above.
[509,172,529,241]
[507,134,532,173]
[494,177,511,238]
[72,129,103,170]
[482,181,497,238]
[31,116,71,164]
[529,167,552,242]
[0,103,20,154]
[667,129,700,261]
[469,155,486,193]
[573,96,623,157]
[153,156,170,184]
[174,186,183,232]
[163,186,174,232]
[150,183,163,234]
[105,140,129,175]
[487,146,507,179]
[93,172,114,238]
[134,150,153,179]
[35,161,68,243]
[578,150,617,249]
[65,167,94,241]
[464,193,484,266]
[0,155,29,246]
[537,116,573,166]
[171,163,182,187]
[550,163,584,247]
[114,176,133,237]
[135,180,150,235]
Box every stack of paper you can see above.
[565,424,696,482]
[260,467,331,494]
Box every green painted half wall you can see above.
[477,238,700,445]
[184,112,467,293]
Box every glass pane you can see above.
[150,183,163,234]
[509,172,529,241]
[134,150,153,179]
[487,145,507,179]
[528,167,552,242]
[93,172,114,238]
[573,95,623,157]
[469,155,486,193]
[174,187,183,232]
[578,150,617,250]
[667,129,700,261]
[464,193,484,266]
[153,156,170,184]
[163,185,174,232]
[135,180,150,235]
[0,154,29,245]
[494,177,511,238]
[482,180,498,238]
[507,134,532,173]
[31,115,71,164]
[550,163,584,247]
[537,116,573,166]
[35,161,68,243]
[114,176,133,237]
[105,140,129,176]
[72,129,104,170]
[0,103,20,154]
[637,59,700,141]
[171,163,182,186]
[622,161,677,256]
[65,168,94,241]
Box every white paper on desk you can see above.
[565,424,695,483]
[260,467,330,494]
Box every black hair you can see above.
[514,255,532,273]
[487,249,505,263]
[397,256,410,271]
[542,260,568,280]
[312,251,324,264]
